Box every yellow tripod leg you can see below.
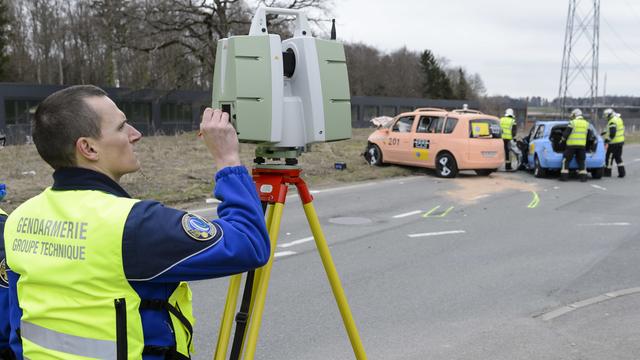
[214,204,275,360]
[236,204,276,358]
[303,202,368,360]
[214,274,242,360]
[242,202,285,360]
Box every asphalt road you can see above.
[189,144,640,360]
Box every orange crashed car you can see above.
[364,107,505,178]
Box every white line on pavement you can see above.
[274,251,297,258]
[591,184,607,191]
[633,158,640,162]
[471,194,491,200]
[190,206,218,214]
[309,182,378,194]
[278,236,315,248]
[408,230,466,238]
[392,210,423,219]
[578,222,631,226]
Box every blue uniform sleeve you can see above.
[0,214,12,352]
[123,166,270,282]
[7,271,21,357]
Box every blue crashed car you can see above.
[521,120,605,178]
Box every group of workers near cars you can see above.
[0,85,271,359]
[499,107,626,181]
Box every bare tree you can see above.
[381,47,422,98]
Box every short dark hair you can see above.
[33,85,108,169]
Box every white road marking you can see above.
[633,158,640,162]
[408,230,466,238]
[471,194,490,200]
[309,182,377,194]
[392,210,423,219]
[591,184,607,191]
[274,251,297,258]
[578,222,631,226]
[190,206,218,214]
[278,236,314,248]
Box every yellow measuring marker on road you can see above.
[422,205,455,218]
[528,191,540,208]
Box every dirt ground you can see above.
[446,172,539,205]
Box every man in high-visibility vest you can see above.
[560,108,590,182]
[3,85,270,359]
[602,108,626,178]
[500,108,518,170]
[0,182,15,359]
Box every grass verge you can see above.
[0,128,423,212]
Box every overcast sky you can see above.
[326,0,640,99]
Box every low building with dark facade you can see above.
[0,83,525,144]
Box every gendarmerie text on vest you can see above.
[10,217,88,260]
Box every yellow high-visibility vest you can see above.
[500,116,516,140]
[5,188,194,359]
[608,116,625,144]
[567,117,589,147]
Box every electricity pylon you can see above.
[558,0,601,122]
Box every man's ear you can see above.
[76,137,99,162]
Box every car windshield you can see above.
[392,116,414,132]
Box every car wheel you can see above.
[365,144,383,166]
[590,167,604,179]
[533,156,546,178]
[510,152,521,171]
[475,169,494,176]
[436,152,458,178]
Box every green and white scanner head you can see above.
[212,7,351,158]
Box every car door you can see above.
[384,115,417,163]
[527,124,545,165]
[405,115,436,166]
[466,118,502,164]
[422,116,446,167]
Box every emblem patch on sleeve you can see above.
[0,258,8,287]
[181,213,218,241]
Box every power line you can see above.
[601,42,640,76]
[622,0,640,24]
[601,17,640,60]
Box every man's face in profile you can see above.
[85,96,143,180]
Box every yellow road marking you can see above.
[422,205,454,218]
[439,206,455,217]
[422,205,441,217]
[528,191,540,208]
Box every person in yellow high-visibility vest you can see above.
[602,108,625,178]
[3,85,270,359]
[500,108,518,170]
[560,108,590,182]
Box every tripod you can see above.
[214,165,367,360]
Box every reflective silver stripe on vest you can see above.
[21,321,117,359]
